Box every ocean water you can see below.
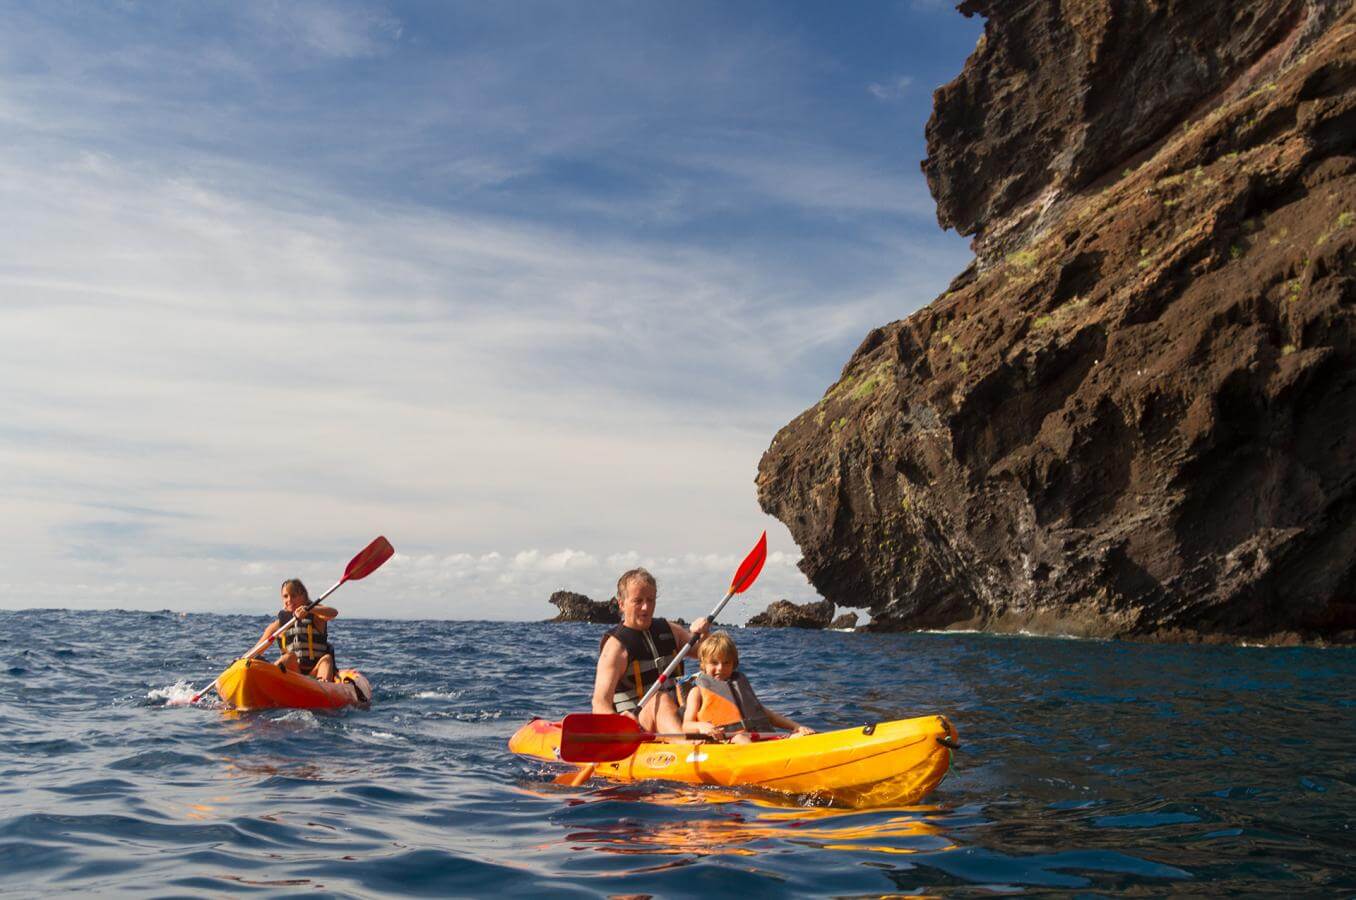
[1,610,1352,897]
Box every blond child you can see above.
[683,631,815,743]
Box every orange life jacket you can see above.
[693,671,774,732]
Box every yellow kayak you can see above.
[509,714,957,807]
[215,657,371,711]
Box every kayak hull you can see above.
[216,657,371,711]
[509,714,957,807]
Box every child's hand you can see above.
[691,721,724,739]
[790,726,815,737]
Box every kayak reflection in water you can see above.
[592,567,709,738]
[252,579,339,682]
[684,630,815,743]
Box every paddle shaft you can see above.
[186,536,394,704]
[242,576,345,661]
[561,590,732,780]
[633,588,734,712]
[565,532,765,785]
[187,584,339,703]
[568,731,715,743]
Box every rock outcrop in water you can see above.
[757,1,1356,644]
[746,599,836,629]
[547,591,619,624]
[830,612,860,631]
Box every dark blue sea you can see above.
[1,610,1352,897]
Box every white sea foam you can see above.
[148,680,199,706]
[414,690,461,700]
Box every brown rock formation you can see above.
[830,612,860,630]
[547,591,620,624]
[757,1,1356,643]
[746,599,836,629]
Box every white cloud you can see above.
[0,4,976,620]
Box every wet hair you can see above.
[616,567,657,602]
[699,630,739,666]
[280,579,310,602]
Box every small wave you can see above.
[414,690,462,700]
[277,709,319,725]
[147,680,199,706]
[916,628,985,635]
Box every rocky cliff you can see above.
[757,0,1355,643]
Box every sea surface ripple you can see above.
[0,610,1352,897]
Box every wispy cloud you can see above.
[0,2,978,618]
[245,1,404,60]
[868,76,916,101]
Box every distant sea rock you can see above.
[548,591,620,624]
[747,599,835,629]
[829,612,859,630]
[757,0,1356,644]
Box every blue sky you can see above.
[0,1,981,620]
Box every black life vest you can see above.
[275,609,334,675]
[601,618,682,713]
[693,670,775,733]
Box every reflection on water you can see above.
[566,804,950,858]
[526,783,955,858]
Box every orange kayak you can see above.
[215,657,371,711]
[509,714,957,808]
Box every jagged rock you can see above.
[547,591,619,624]
[747,599,836,629]
[758,1,1356,644]
[830,612,860,630]
[923,0,1351,267]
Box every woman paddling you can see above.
[253,579,339,682]
[592,567,708,736]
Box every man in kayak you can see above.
[253,579,339,682]
[683,630,814,742]
[592,567,708,735]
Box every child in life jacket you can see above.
[682,630,815,743]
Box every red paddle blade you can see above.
[728,531,768,594]
[559,713,645,763]
[344,536,394,582]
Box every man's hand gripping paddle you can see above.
[560,531,767,776]
[181,536,395,705]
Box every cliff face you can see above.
[757,0,1356,642]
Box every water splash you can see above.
[147,680,199,706]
